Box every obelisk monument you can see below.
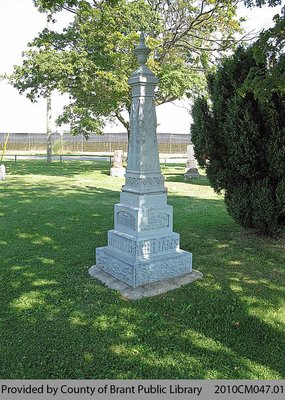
[93,33,193,288]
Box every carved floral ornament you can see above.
[130,99,157,143]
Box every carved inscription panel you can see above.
[141,212,169,231]
[108,235,179,257]
[125,175,163,187]
[117,211,135,230]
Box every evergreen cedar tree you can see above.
[191,18,285,236]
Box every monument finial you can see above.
[139,32,146,47]
[135,31,151,65]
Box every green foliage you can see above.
[52,138,65,154]
[243,0,282,7]
[191,22,285,236]
[34,0,283,12]
[33,0,119,14]
[34,0,79,12]
[8,0,243,136]
[190,97,213,167]
[241,15,285,101]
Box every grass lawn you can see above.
[0,160,284,379]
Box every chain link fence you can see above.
[0,132,191,154]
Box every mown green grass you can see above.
[0,161,284,379]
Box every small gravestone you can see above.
[0,164,6,181]
[184,145,199,180]
[110,150,126,178]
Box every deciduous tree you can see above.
[8,0,243,136]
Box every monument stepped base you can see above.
[95,246,193,288]
[89,265,202,300]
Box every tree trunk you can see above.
[115,111,130,140]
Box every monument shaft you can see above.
[95,33,192,288]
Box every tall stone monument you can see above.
[92,33,193,288]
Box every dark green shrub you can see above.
[191,32,285,235]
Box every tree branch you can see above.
[62,5,77,14]
[157,2,222,63]
[156,95,178,106]
[115,111,129,131]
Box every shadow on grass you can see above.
[162,166,210,187]
[0,162,284,379]
[165,174,211,186]
[4,160,110,178]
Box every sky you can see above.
[0,0,283,134]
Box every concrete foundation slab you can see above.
[89,265,203,300]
